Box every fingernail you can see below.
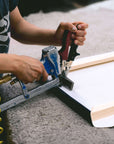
[74,40,78,45]
[72,26,77,31]
[77,25,81,29]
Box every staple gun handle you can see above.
[59,30,71,60]
[59,29,79,61]
[67,24,80,61]
[68,42,80,61]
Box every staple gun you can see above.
[0,30,79,112]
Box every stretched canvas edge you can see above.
[70,51,114,127]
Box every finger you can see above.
[74,40,84,46]
[76,30,87,37]
[23,77,34,84]
[36,73,42,81]
[77,24,88,30]
[73,21,88,29]
[60,22,78,32]
[76,36,86,42]
[42,69,48,82]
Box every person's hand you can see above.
[54,21,88,46]
[12,55,48,84]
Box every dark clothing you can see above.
[0,0,19,53]
[0,0,19,77]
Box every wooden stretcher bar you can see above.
[91,101,114,121]
[70,51,114,71]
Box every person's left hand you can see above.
[54,21,88,46]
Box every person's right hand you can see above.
[12,55,48,84]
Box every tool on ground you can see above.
[0,29,80,112]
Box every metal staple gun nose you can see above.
[0,29,80,112]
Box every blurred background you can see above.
[18,0,105,16]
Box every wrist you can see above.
[0,54,19,74]
[51,30,62,46]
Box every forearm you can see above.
[10,7,59,46]
[0,54,18,74]
[11,19,57,45]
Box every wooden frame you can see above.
[70,52,114,71]
[61,51,114,127]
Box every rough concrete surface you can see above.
[1,0,114,144]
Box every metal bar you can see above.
[0,78,60,112]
